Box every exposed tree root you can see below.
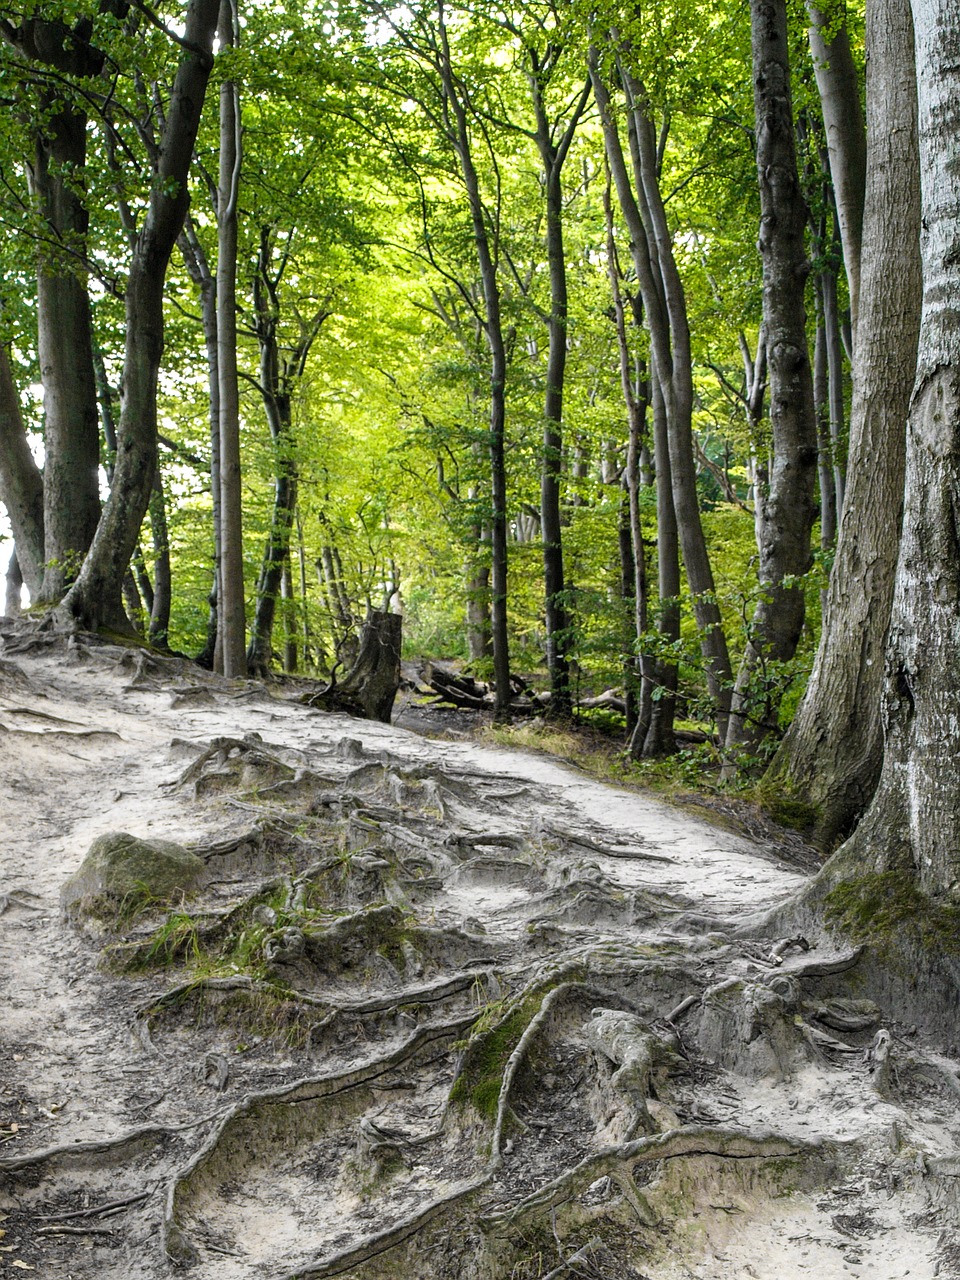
[479,1127,817,1231]
[5,639,959,1279]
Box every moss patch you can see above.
[825,872,960,955]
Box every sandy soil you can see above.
[0,629,958,1280]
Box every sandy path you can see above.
[0,638,956,1280]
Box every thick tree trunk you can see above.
[31,100,101,603]
[806,1,866,335]
[217,0,246,677]
[0,345,44,597]
[56,0,220,633]
[832,0,960,896]
[769,0,921,846]
[725,0,819,756]
[1,18,106,603]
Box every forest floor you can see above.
[1,626,959,1280]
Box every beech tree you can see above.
[52,0,221,633]
[590,47,734,744]
[804,0,955,907]
[0,10,107,601]
[770,0,921,845]
[723,0,819,756]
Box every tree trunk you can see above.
[813,281,838,549]
[806,1,867,335]
[437,15,511,717]
[5,547,23,617]
[725,0,819,756]
[148,467,172,648]
[633,373,680,758]
[180,214,222,671]
[296,509,314,668]
[830,0,960,896]
[604,175,648,737]
[465,546,492,661]
[769,0,921,846]
[821,250,847,515]
[246,227,327,677]
[31,99,102,603]
[591,53,733,737]
[216,0,246,677]
[1,17,106,604]
[280,553,297,673]
[56,0,220,633]
[0,344,44,597]
[247,461,298,675]
[530,72,589,720]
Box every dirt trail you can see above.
[0,630,958,1280]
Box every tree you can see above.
[768,0,920,845]
[527,48,590,719]
[590,48,734,743]
[53,0,221,633]
[0,10,108,601]
[802,0,957,906]
[216,0,246,677]
[723,0,819,757]
[0,342,44,596]
[245,226,331,676]
[806,0,866,335]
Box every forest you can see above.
[0,0,945,829]
[0,0,959,1275]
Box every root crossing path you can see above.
[0,629,958,1280]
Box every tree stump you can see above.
[304,610,402,723]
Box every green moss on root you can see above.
[825,872,960,955]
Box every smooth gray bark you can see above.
[0,16,105,602]
[829,0,958,894]
[0,344,44,597]
[806,2,867,334]
[4,547,22,617]
[179,214,222,670]
[31,102,101,603]
[770,0,921,846]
